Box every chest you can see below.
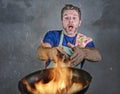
[61,35,76,47]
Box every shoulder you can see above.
[45,30,62,36]
[43,30,62,40]
[43,30,62,47]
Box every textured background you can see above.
[0,0,120,94]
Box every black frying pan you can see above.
[18,67,92,94]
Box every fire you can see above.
[20,46,91,94]
[23,68,85,94]
[34,67,72,94]
[22,62,86,94]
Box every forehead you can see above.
[63,10,79,16]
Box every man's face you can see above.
[61,10,81,36]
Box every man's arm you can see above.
[36,42,66,62]
[69,47,102,67]
[82,47,101,62]
[67,42,102,66]
[36,43,52,61]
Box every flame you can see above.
[23,63,85,94]
[22,54,86,94]
[34,67,72,94]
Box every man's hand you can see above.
[70,47,85,67]
[36,43,66,63]
[67,43,85,67]
[67,42,102,67]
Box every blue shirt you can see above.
[43,30,95,48]
[43,30,95,68]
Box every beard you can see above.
[63,27,77,36]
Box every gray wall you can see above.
[0,0,120,94]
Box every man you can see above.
[37,4,101,69]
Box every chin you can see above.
[66,32,75,36]
[68,32,74,35]
[64,29,76,36]
[68,31,76,35]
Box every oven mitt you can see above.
[70,47,85,67]
[36,45,66,63]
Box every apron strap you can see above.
[46,31,83,69]
[59,31,83,69]
[59,31,64,46]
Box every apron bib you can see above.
[46,31,81,68]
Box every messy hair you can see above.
[61,4,81,20]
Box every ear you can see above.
[79,20,82,26]
[61,20,63,26]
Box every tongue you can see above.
[69,26,73,30]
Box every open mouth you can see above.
[68,25,74,30]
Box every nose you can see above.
[69,17,73,23]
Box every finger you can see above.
[67,42,74,48]
[70,52,78,60]
[70,55,84,66]
[70,56,79,65]
[70,57,77,64]
[70,58,79,67]
[70,58,82,67]
[56,47,66,55]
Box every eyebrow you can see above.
[63,14,78,17]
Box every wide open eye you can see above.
[73,16,79,20]
[73,17,77,20]
[64,16,69,20]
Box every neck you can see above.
[63,30,77,37]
